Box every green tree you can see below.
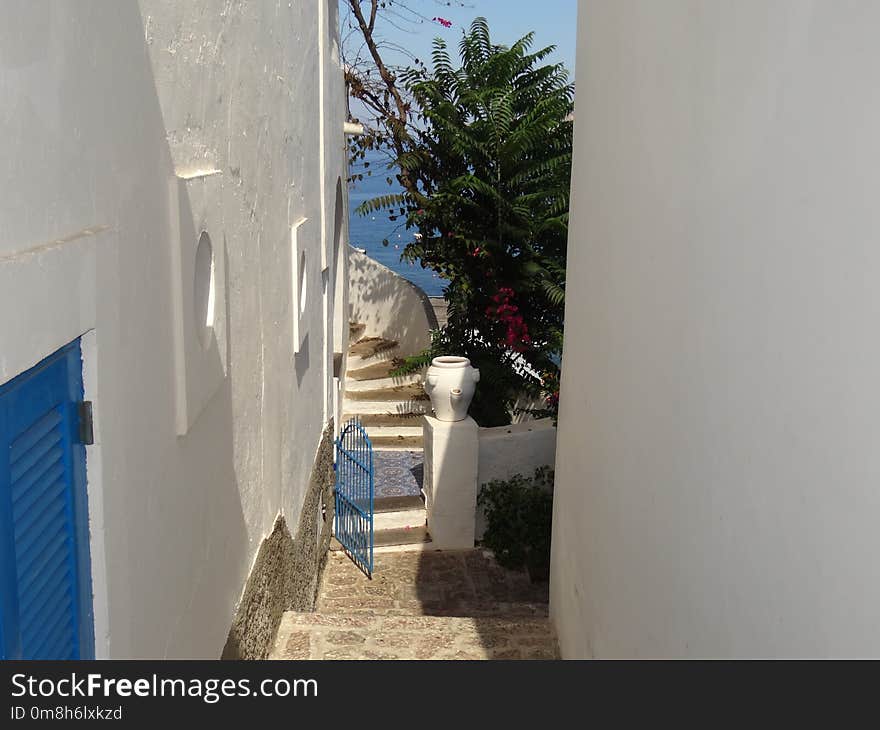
[358,18,572,425]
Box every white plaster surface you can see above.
[168,176,228,434]
[0,0,346,658]
[552,0,880,658]
[476,419,557,540]
[348,248,437,357]
[423,416,479,549]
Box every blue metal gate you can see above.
[0,339,94,659]
[334,419,374,577]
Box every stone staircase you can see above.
[271,322,559,660]
[271,549,559,660]
[343,328,429,436]
[341,322,431,550]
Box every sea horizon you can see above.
[347,151,445,298]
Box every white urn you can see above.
[424,356,480,421]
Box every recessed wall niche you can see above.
[169,172,227,435]
[194,231,216,350]
[292,216,316,355]
[298,249,308,316]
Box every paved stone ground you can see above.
[317,548,550,615]
[271,549,558,660]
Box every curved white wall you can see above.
[552,0,880,658]
[348,248,437,357]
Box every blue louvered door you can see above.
[0,340,94,660]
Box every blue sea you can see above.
[347,153,444,297]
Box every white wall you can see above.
[0,0,346,658]
[348,248,437,357]
[477,420,556,539]
[552,0,880,658]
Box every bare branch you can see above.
[367,0,378,33]
[342,1,474,192]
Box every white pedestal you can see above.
[422,415,479,549]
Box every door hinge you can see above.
[78,401,94,445]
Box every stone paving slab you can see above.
[318,549,549,614]
[270,549,558,660]
[270,612,557,660]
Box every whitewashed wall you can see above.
[476,419,556,539]
[0,0,346,658]
[552,0,880,658]
[348,248,437,357]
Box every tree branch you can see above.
[367,0,378,33]
[347,0,410,145]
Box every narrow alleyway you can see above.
[271,320,559,659]
[271,549,558,659]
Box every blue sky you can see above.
[340,0,578,78]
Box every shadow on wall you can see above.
[100,5,252,659]
[223,422,336,660]
[348,248,438,358]
[0,0,271,659]
[167,183,251,660]
[2,0,335,661]
[295,334,310,388]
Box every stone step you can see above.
[271,611,558,660]
[328,500,427,532]
[349,322,367,342]
[346,350,400,372]
[374,494,424,513]
[365,425,423,439]
[373,540,441,554]
[429,297,449,329]
[329,524,431,552]
[345,382,429,402]
[374,505,426,532]
[315,549,551,614]
[345,373,423,392]
[369,434,423,450]
[343,413,424,428]
[374,524,431,548]
[342,398,430,416]
[346,360,403,381]
[348,337,398,359]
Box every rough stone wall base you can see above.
[220,517,295,660]
[221,422,336,659]
[288,421,336,611]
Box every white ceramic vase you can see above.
[424,356,480,422]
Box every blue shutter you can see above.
[0,340,94,660]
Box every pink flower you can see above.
[485,286,531,351]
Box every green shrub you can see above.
[477,466,554,581]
